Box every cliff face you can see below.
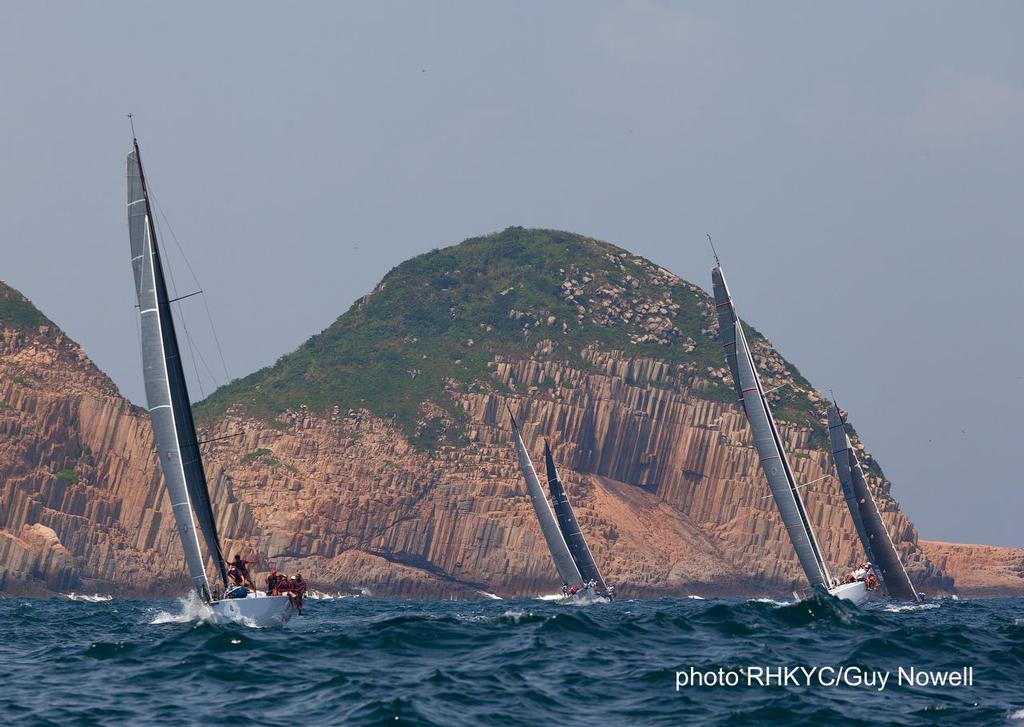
[0,230,969,597]
[919,541,1024,598]
[0,283,181,595]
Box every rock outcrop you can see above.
[919,540,1024,598]
[0,228,998,598]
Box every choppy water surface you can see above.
[0,595,1021,725]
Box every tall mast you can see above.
[128,139,228,598]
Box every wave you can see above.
[63,593,113,602]
[881,602,940,613]
[149,592,216,625]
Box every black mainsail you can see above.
[828,403,920,601]
[544,442,608,596]
[128,140,228,599]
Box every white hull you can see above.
[210,593,294,627]
[828,581,869,606]
[556,585,610,605]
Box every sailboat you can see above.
[711,263,867,606]
[127,138,294,626]
[507,406,606,603]
[543,442,611,599]
[828,402,921,601]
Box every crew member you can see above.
[290,574,307,615]
[229,554,255,589]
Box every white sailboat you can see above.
[507,406,605,603]
[127,138,294,627]
[712,263,867,606]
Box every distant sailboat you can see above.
[712,263,867,606]
[507,406,605,602]
[127,138,294,626]
[828,402,920,601]
[544,442,611,598]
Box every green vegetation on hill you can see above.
[197,228,823,446]
[0,281,50,331]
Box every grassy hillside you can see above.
[197,228,821,445]
[0,281,51,331]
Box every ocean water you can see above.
[1,594,1021,726]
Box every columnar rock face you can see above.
[919,541,1024,598]
[0,290,190,596]
[0,227,976,598]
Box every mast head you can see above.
[707,233,720,267]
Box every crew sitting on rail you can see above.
[266,569,287,595]
[287,574,307,615]
[844,563,874,585]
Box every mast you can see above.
[544,442,608,595]
[507,407,583,588]
[828,403,920,601]
[128,140,228,599]
[713,265,832,590]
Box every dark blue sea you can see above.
[1,594,1021,726]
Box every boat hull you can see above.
[828,581,869,606]
[210,594,294,627]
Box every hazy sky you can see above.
[1,2,1021,547]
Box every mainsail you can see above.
[544,442,608,595]
[128,141,228,600]
[508,408,583,588]
[713,265,832,590]
[828,403,919,601]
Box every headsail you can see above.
[828,403,919,601]
[713,265,832,590]
[544,442,608,595]
[508,408,583,588]
[128,142,228,600]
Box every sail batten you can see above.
[508,411,583,588]
[544,442,608,595]
[828,404,919,601]
[128,144,227,599]
[713,265,832,590]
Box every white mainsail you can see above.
[712,264,832,591]
[128,147,212,600]
[508,408,583,588]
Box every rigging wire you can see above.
[147,192,208,399]
[148,187,232,384]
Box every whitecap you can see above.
[748,597,788,607]
[64,593,113,603]
[882,602,940,613]
[149,592,216,625]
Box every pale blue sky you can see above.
[1,2,1021,546]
